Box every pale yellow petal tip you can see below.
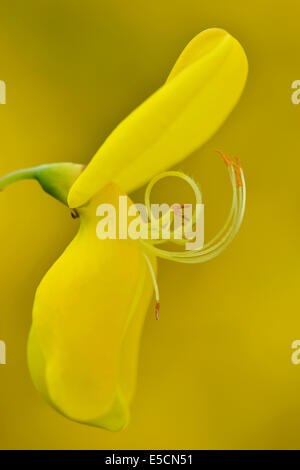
[67,187,86,209]
[89,395,130,432]
[167,27,248,83]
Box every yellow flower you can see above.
[0,28,248,431]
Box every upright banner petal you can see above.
[68,28,248,208]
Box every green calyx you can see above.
[0,163,85,206]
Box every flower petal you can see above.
[68,28,248,208]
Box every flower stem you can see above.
[0,168,37,191]
[0,163,85,206]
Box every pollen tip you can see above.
[216,149,233,166]
[235,157,242,170]
[233,157,243,187]
[155,302,160,321]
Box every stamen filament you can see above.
[142,252,160,320]
[140,151,246,264]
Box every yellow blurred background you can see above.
[0,0,300,450]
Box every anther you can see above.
[216,149,233,166]
[171,204,191,223]
[155,302,160,321]
[233,158,243,187]
[70,209,79,219]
